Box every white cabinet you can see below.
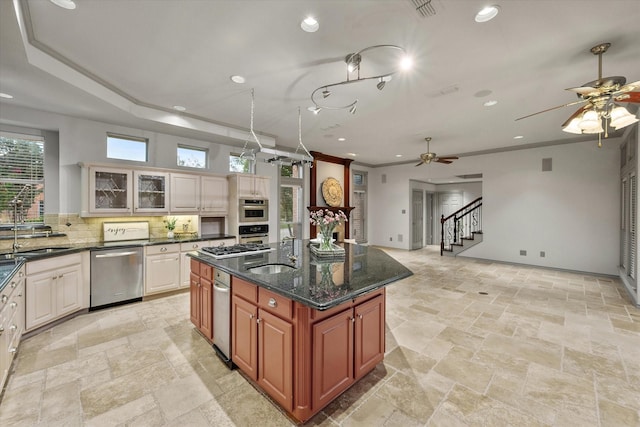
[145,244,181,295]
[201,175,229,214]
[170,173,201,212]
[170,173,228,214]
[233,174,270,199]
[85,166,133,215]
[0,264,25,389]
[134,171,169,213]
[179,239,235,287]
[26,254,84,331]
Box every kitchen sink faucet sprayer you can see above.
[10,184,31,252]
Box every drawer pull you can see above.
[10,302,17,309]
[10,324,17,331]
[160,247,167,252]
[9,347,17,354]
[268,298,277,308]
[10,281,16,288]
[0,326,4,335]
[1,295,7,304]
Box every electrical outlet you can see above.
[402,209,406,214]
[520,250,527,256]
[540,251,545,258]
[389,237,393,241]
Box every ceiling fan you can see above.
[415,137,459,166]
[516,42,640,146]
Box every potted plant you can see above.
[164,217,177,238]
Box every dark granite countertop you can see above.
[188,240,413,310]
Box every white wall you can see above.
[370,139,621,275]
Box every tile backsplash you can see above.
[0,214,199,252]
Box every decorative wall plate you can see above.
[321,177,343,207]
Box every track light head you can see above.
[376,78,386,90]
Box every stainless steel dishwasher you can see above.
[90,246,143,310]
[212,269,232,367]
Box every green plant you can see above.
[164,217,177,230]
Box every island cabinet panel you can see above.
[258,308,293,412]
[354,294,385,379]
[232,295,258,380]
[189,260,214,341]
[312,308,355,410]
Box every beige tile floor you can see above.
[1,246,639,426]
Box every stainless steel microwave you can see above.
[239,198,268,222]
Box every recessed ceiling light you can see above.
[513,135,524,139]
[347,153,357,157]
[173,105,186,112]
[50,0,76,10]
[400,56,413,70]
[0,93,14,99]
[395,154,403,158]
[301,17,319,33]
[338,137,346,142]
[483,100,498,107]
[230,75,246,84]
[475,5,500,22]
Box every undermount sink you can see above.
[16,247,72,257]
[248,263,296,274]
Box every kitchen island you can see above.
[187,240,412,423]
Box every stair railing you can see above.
[440,197,483,255]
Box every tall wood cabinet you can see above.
[190,259,214,341]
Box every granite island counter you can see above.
[187,240,412,423]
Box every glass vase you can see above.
[319,225,335,251]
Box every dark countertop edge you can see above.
[0,258,26,292]
[0,233,67,240]
[187,251,413,311]
[0,234,237,259]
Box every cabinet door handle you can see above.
[351,317,355,323]
[10,281,16,288]
[0,326,4,335]
[10,324,17,331]
[10,302,17,309]
[256,318,261,324]
[19,271,24,277]
[268,298,277,308]
[249,314,254,320]
[9,347,17,354]
[358,314,363,319]
[1,295,7,303]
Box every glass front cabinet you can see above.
[134,171,169,213]
[88,167,133,214]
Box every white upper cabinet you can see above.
[233,174,270,199]
[201,175,228,214]
[133,171,169,213]
[85,166,133,215]
[170,173,201,212]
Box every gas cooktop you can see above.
[200,243,273,259]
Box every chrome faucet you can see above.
[10,184,31,253]
[282,235,297,262]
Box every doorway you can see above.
[411,190,424,249]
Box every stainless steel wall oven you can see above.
[239,198,268,222]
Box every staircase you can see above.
[440,197,483,256]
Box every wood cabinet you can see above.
[190,259,214,341]
[0,264,25,389]
[133,171,169,213]
[231,277,293,411]
[26,254,84,331]
[144,244,180,295]
[171,173,229,214]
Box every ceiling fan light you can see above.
[610,106,639,129]
[562,118,583,134]
[578,110,603,133]
[376,78,386,90]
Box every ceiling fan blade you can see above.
[437,156,459,160]
[565,86,599,96]
[617,80,640,93]
[435,159,453,164]
[414,160,425,167]
[515,99,588,121]
[616,91,640,103]
[561,104,591,128]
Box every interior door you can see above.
[411,190,424,249]
[438,192,463,221]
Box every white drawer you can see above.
[180,241,210,252]
[26,253,83,275]
[145,243,180,255]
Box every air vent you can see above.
[455,173,483,179]
[409,0,436,17]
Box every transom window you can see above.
[229,152,255,173]
[107,133,148,162]
[177,145,207,169]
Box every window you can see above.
[0,132,45,224]
[177,145,207,168]
[229,152,255,173]
[279,164,304,240]
[107,133,148,162]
